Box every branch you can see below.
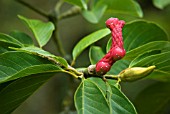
[15,0,49,18]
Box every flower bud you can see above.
[119,66,156,82]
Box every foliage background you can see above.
[0,0,170,114]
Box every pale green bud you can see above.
[119,66,156,82]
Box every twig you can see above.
[50,20,66,57]
[54,0,64,16]
[58,6,81,20]
[77,65,119,80]
[104,74,119,80]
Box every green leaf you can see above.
[89,77,107,95]
[18,15,55,48]
[72,28,110,61]
[81,0,88,10]
[108,60,130,75]
[106,37,111,53]
[153,0,170,9]
[0,73,55,114]
[82,1,107,23]
[89,46,105,64]
[11,46,68,68]
[0,46,11,54]
[53,56,68,68]
[0,51,63,83]
[11,46,55,57]
[103,0,143,17]
[64,0,88,9]
[129,50,161,67]
[0,32,34,54]
[134,82,170,114]
[0,33,23,47]
[108,84,137,114]
[74,79,110,114]
[9,31,34,46]
[130,51,170,81]
[124,41,170,60]
[123,21,169,51]
[107,79,120,89]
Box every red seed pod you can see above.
[96,18,126,75]
[111,47,126,60]
[95,61,111,75]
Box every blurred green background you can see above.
[0,0,170,114]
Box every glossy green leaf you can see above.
[82,1,107,23]
[107,79,120,89]
[0,33,23,47]
[0,51,63,83]
[53,56,68,68]
[0,73,55,114]
[11,46,68,68]
[0,43,15,54]
[89,46,105,64]
[12,46,55,57]
[72,28,110,61]
[130,51,170,81]
[108,83,137,114]
[108,60,130,75]
[124,41,170,60]
[123,21,169,51]
[89,77,107,95]
[0,32,33,54]
[0,46,11,54]
[134,82,170,114]
[129,50,161,67]
[153,0,170,9]
[9,31,34,46]
[90,78,120,103]
[74,78,136,114]
[18,15,55,48]
[74,79,110,114]
[103,0,143,17]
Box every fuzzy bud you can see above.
[119,66,156,82]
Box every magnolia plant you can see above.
[0,0,170,114]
